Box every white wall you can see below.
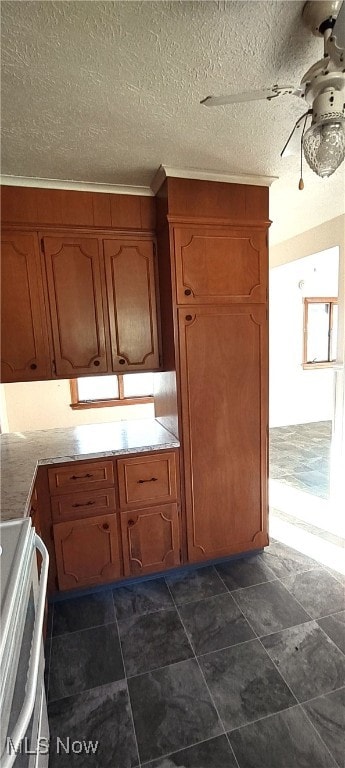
[269,247,339,428]
[0,379,154,433]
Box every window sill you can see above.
[70,397,154,410]
[302,362,335,370]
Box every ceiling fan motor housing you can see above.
[302,0,343,36]
[311,87,345,125]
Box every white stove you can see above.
[0,518,49,768]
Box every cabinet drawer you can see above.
[117,452,178,509]
[51,488,117,523]
[48,460,114,495]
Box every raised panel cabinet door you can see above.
[121,503,180,576]
[173,227,267,304]
[1,231,50,382]
[53,513,121,590]
[178,305,268,562]
[103,238,159,371]
[42,235,108,376]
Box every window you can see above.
[70,373,154,409]
[303,297,338,368]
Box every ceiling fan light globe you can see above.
[302,120,345,177]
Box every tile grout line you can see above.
[273,571,345,642]
[254,637,340,767]
[313,622,345,660]
[298,683,345,708]
[215,568,308,750]
[164,576,242,768]
[198,561,339,765]
[50,616,118,640]
[254,626,340,768]
[140,732,235,767]
[111,591,142,768]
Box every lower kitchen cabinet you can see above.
[53,513,121,590]
[120,503,180,576]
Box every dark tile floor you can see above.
[46,539,345,768]
[269,421,332,499]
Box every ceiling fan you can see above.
[201,1,345,183]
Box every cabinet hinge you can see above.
[52,359,56,374]
[153,242,156,257]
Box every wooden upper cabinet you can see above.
[1,231,50,382]
[178,304,268,562]
[42,235,109,377]
[103,238,159,371]
[173,227,267,304]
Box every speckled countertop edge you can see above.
[0,419,180,523]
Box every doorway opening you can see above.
[268,246,344,576]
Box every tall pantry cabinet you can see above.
[154,178,270,563]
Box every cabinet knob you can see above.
[128,519,135,527]
[184,289,192,296]
[185,315,193,321]
[102,522,110,530]
[119,358,126,365]
[30,363,37,370]
[93,360,100,367]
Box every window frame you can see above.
[70,375,154,410]
[302,296,338,370]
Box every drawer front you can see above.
[117,452,178,509]
[51,488,117,523]
[48,460,114,495]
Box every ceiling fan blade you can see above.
[280,111,311,158]
[333,0,345,50]
[201,85,300,107]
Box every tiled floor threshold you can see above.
[269,421,331,499]
[46,539,345,768]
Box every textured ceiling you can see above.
[1,0,344,244]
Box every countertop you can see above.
[0,419,180,522]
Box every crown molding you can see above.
[151,165,278,194]
[0,175,154,196]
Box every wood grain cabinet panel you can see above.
[103,238,159,371]
[54,513,121,590]
[42,235,108,376]
[51,488,116,523]
[173,227,267,304]
[121,503,180,576]
[48,460,114,495]
[178,304,268,562]
[117,452,177,508]
[1,231,50,382]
